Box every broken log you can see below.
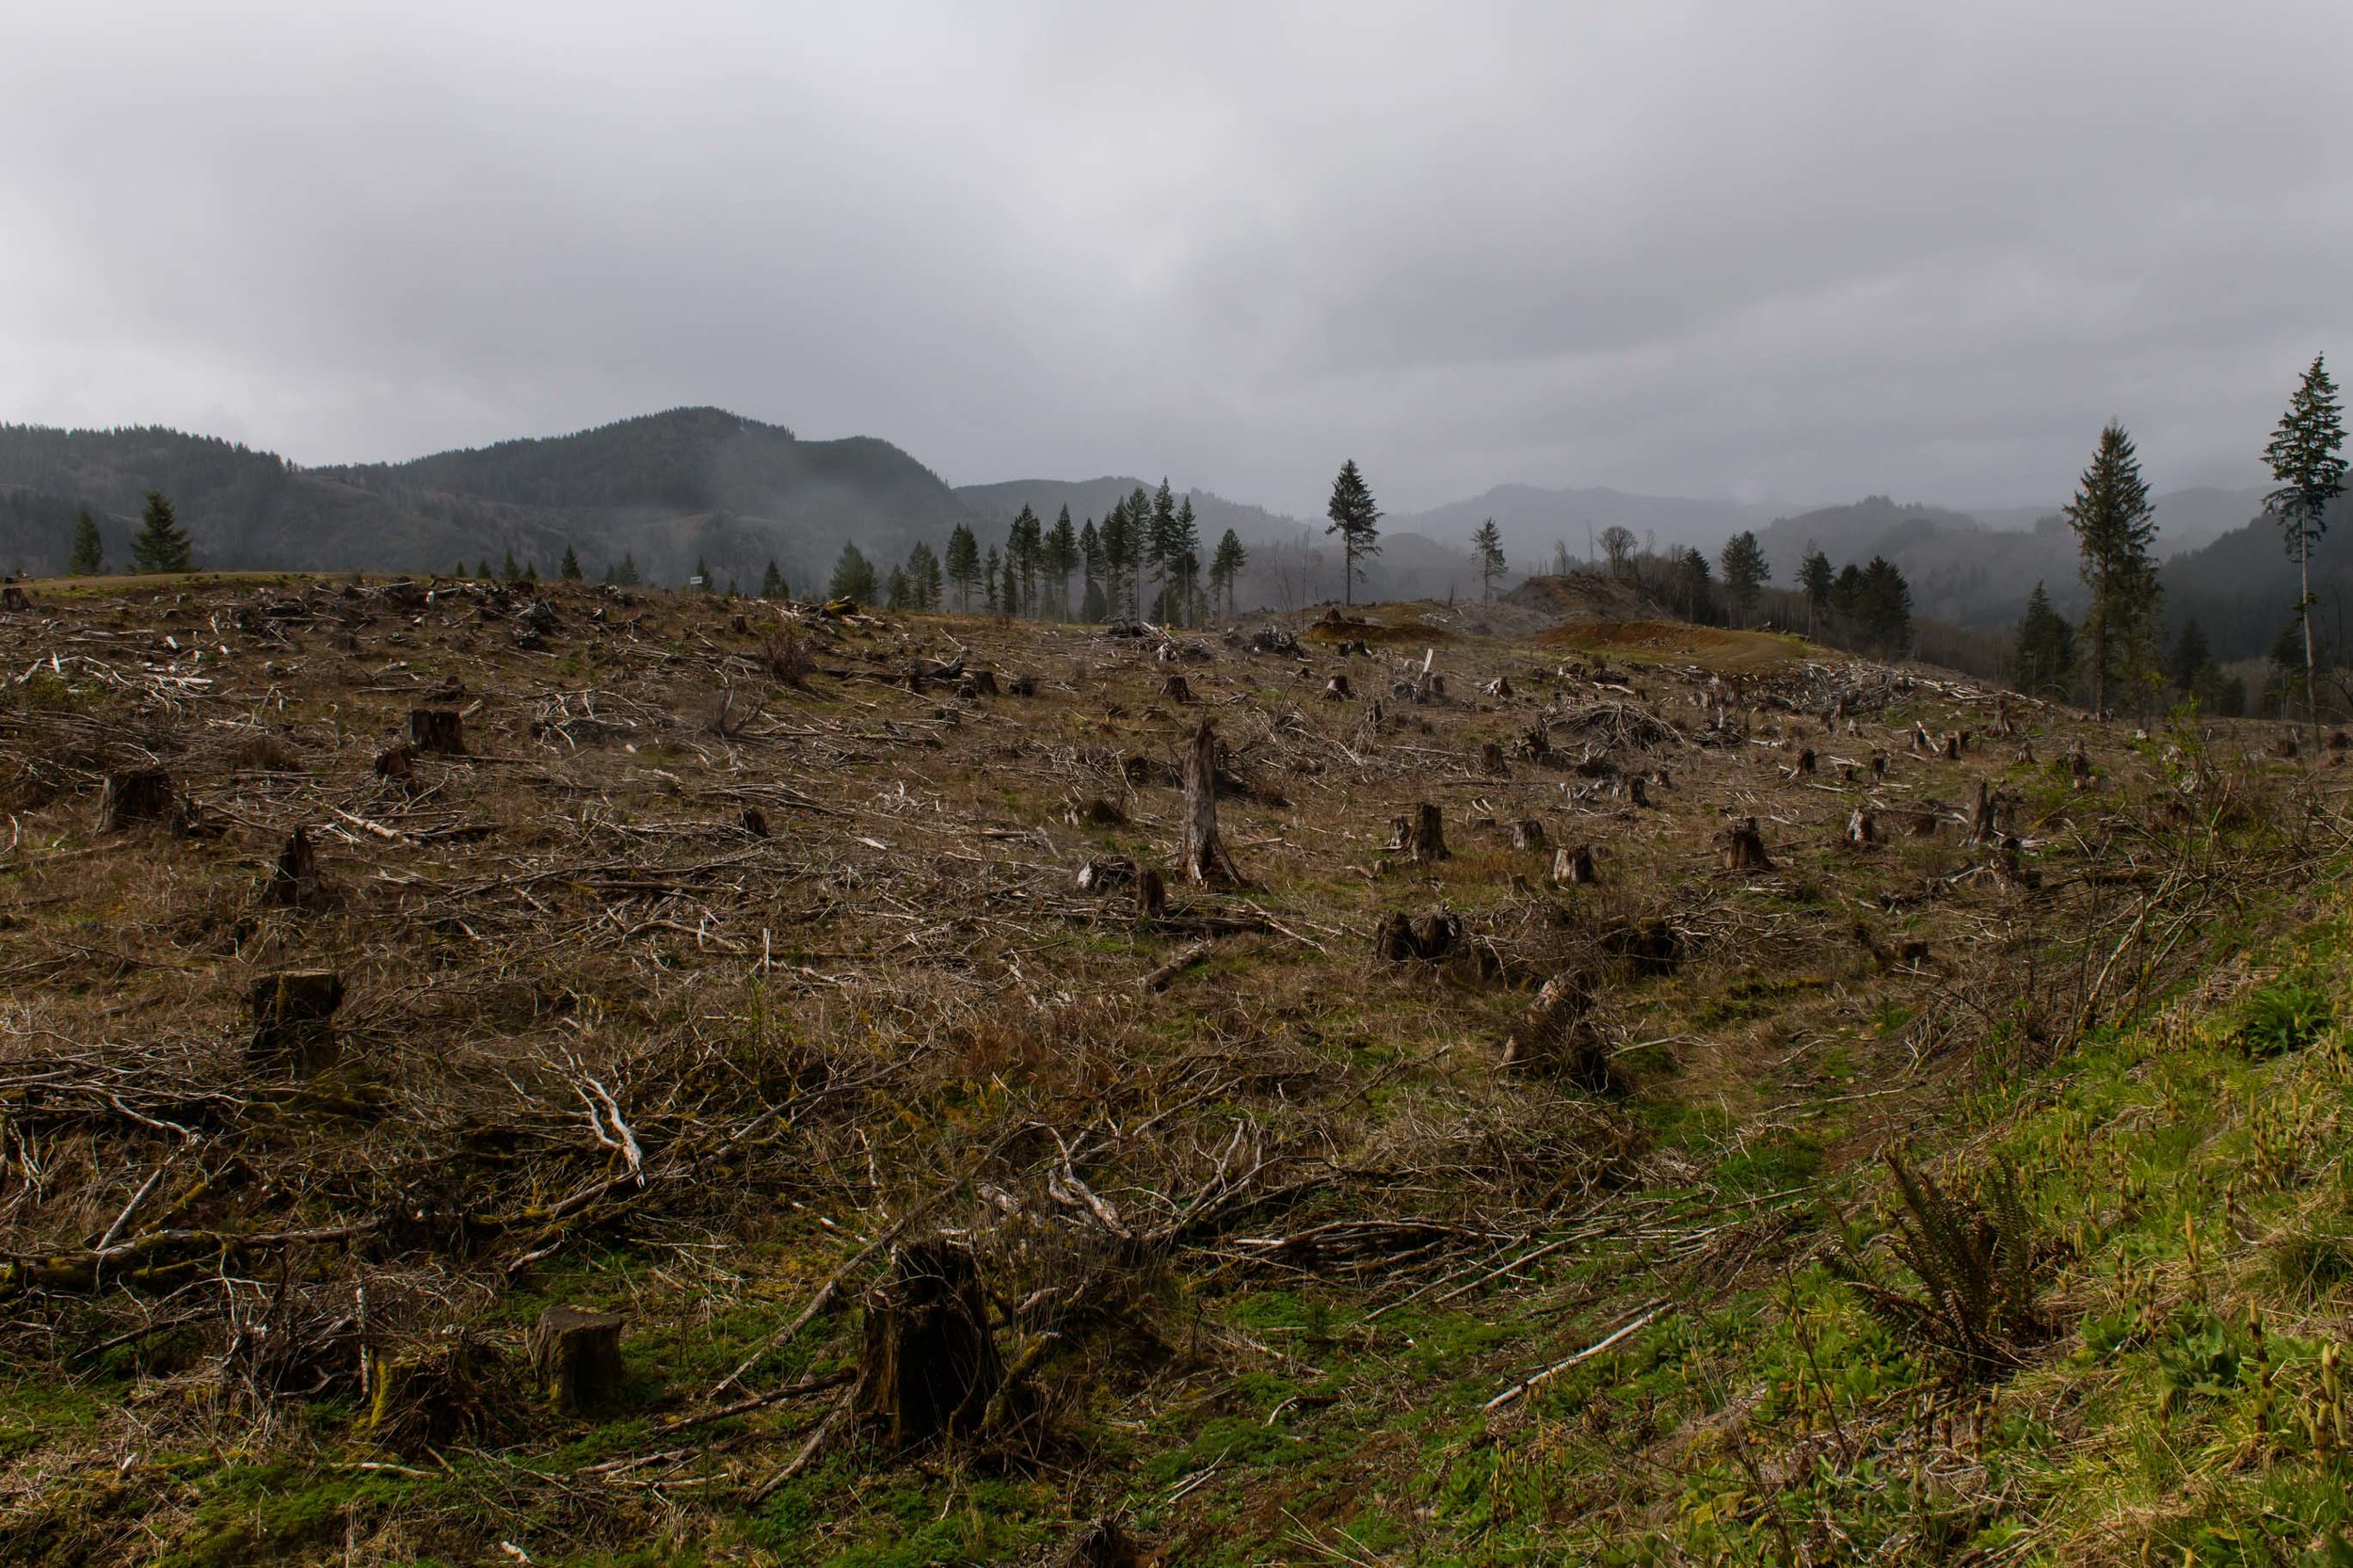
[1719,817,1772,872]
[98,768,175,832]
[1142,938,1213,992]
[529,1304,625,1415]
[408,708,464,755]
[1179,719,1242,885]
[248,969,344,1069]
[854,1239,1002,1448]
[1552,843,1597,885]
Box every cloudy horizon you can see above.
[4,2,2348,517]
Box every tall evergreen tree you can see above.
[905,541,942,610]
[886,565,911,609]
[2064,423,2161,717]
[2013,581,2076,698]
[1100,503,1131,621]
[944,523,982,611]
[1798,548,1833,635]
[828,542,877,603]
[615,552,641,586]
[1324,460,1382,606]
[2265,354,2347,740]
[2168,619,2212,692]
[1171,495,1203,624]
[131,490,192,573]
[500,549,521,583]
[559,545,583,581]
[1209,529,1249,616]
[68,508,104,575]
[983,547,1001,616]
[1719,531,1769,625]
[760,560,786,600]
[1673,548,1713,622]
[1471,519,1506,600]
[1045,506,1078,619]
[477,559,493,581]
[693,556,712,591]
[1122,487,1151,618]
[1856,556,1913,656]
[1009,505,1043,617]
[1079,518,1107,621]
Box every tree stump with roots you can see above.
[1392,803,1448,865]
[1501,973,1609,1088]
[1509,818,1546,852]
[1969,778,1998,844]
[1552,843,1597,885]
[1160,674,1193,704]
[408,708,465,756]
[1322,673,1352,701]
[1135,867,1167,920]
[248,969,344,1069]
[264,824,320,906]
[1480,741,1509,776]
[853,1239,1002,1448]
[529,1304,625,1415]
[1180,720,1242,885]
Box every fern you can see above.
[1833,1149,2047,1382]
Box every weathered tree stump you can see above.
[1483,676,1513,698]
[2270,735,2299,760]
[2070,744,2094,790]
[264,824,320,906]
[1623,775,1651,808]
[408,708,465,756]
[1501,973,1609,1088]
[1372,908,1462,962]
[1552,843,1597,885]
[1510,818,1546,851]
[1322,673,1353,701]
[1796,748,1816,776]
[854,1239,1002,1448]
[1160,674,1193,704]
[1720,817,1772,872]
[2015,740,2036,765]
[968,670,1000,697]
[1006,674,1038,697]
[1870,753,1888,781]
[1969,778,1997,844]
[0,584,30,613]
[1912,722,1934,754]
[1846,808,1877,846]
[1480,740,1509,776]
[740,806,769,838]
[98,768,175,832]
[1067,795,1126,827]
[529,1304,625,1415]
[1135,867,1166,920]
[1396,803,1448,864]
[374,743,418,779]
[1943,732,1963,761]
[1514,723,1552,762]
[1076,856,1135,893]
[1909,809,1941,838]
[1180,720,1242,885]
[248,969,344,1068]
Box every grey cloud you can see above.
[3,0,2348,516]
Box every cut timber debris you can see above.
[248,969,344,1069]
[1372,908,1463,963]
[408,708,465,756]
[529,1304,625,1414]
[1552,843,1597,885]
[1142,939,1214,992]
[854,1239,1002,1448]
[98,768,175,832]
[1719,816,1772,872]
[1179,719,1242,885]
[264,824,320,907]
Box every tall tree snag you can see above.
[1179,719,1241,885]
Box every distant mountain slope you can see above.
[1395,483,1787,567]
[1972,486,2265,558]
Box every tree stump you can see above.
[1006,674,1037,697]
[1623,775,1651,808]
[1322,673,1353,701]
[264,824,320,906]
[1180,720,1241,885]
[1067,796,1126,827]
[1846,808,1876,846]
[1480,740,1509,776]
[1909,809,1941,838]
[969,670,1000,697]
[1943,732,1963,761]
[2015,740,2036,765]
[1510,818,1546,852]
[1720,817,1772,872]
[374,743,418,779]
[1076,856,1136,893]
[1052,1516,1143,1568]
[408,708,465,756]
[1514,723,1552,762]
[2070,744,2094,790]
[740,806,769,838]
[1969,778,1997,844]
[1796,748,1816,776]
[248,969,344,1069]
[529,1304,625,1415]
[1552,843,1597,885]
[1399,803,1448,864]
[854,1239,1002,1448]
[1870,753,1888,781]
[1500,973,1609,1088]
[1372,908,1461,962]
[1160,674,1193,704]
[98,769,175,832]
[1135,867,1166,920]
[1483,676,1513,698]
[0,584,30,613]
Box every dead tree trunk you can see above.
[1720,817,1772,872]
[98,769,175,832]
[408,708,465,756]
[1943,732,1963,761]
[1179,720,1241,885]
[264,824,320,906]
[1552,843,1597,885]
[854,1239,1002,1448]
[529,1304,625,1414]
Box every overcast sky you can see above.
[4,2,2347,515]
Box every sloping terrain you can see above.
[0,575,2344,1564]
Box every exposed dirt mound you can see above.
[1539,618,1807,671]
[1502,568,1664,623]
[1302,605,1453,645]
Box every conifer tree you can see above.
[2169,619,2212,693]
[1122,487,1150,618]
[1009,504,1043,616]
[616,552,641,586]
[1324,460,1382,606]
[886,565,910,609]
[1100,504,1131,620]
[904,542,942,610]
[1045,506,1078,619]
[131,490,192,573]
[2265,355,2347,739]
[984,547,1001,616]
[478,559,493,581]
[761,560,786,600]
[524,560,539,582]
[1172,495,1202,623]
[1673,547,1713,622]
[1209,529,1249,615]
[944,524,982,611]
[2064,423,2161,717]
[559,545,583,581]
[1856,556,1913,656]
[500,549,521,583]
[828,542,877,603]
[1471,519,1506,601]
[693,556,712,591]
[2013,581,2075,698]
[1719,531,1769,625]
[1798,548,1833,635]
[68,508,104,575]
